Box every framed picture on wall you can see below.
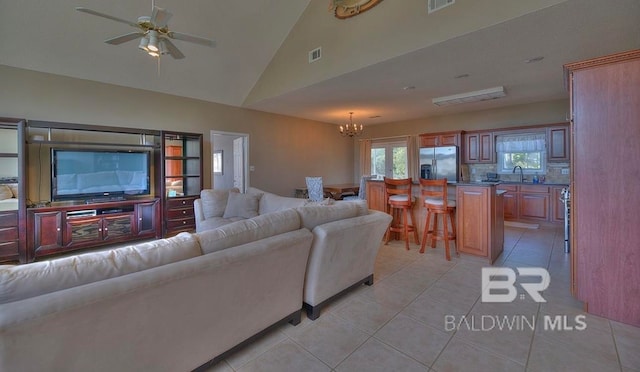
[213,150,223,175]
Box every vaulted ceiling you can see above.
[1,0,638,126]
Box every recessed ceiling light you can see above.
[454,74,470,79]
[403,86,416,90]
[524,56,544,63]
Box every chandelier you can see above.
[339,112,364,137]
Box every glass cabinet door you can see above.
[163,132,202,198]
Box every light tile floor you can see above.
[204,225,640,372]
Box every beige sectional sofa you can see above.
[195,187,392,320]
[0,187,391,371]
[0,209,313,372]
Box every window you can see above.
[496,133,546,174]
[371,139,408,179]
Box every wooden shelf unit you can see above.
[160,131,203,236]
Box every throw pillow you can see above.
[200,188,239,219]
[223,192,261,219]
[304,197,334,206]
[0,185,13,200]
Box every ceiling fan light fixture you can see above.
[158,40,168,55]
[147,30,159,52]
[138,36,150,52]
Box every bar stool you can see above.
[419,178,457,261]
[384,177,420,250]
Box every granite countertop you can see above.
[366,179,568,186]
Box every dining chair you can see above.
[305,176,324,202]
[343,175,373,201]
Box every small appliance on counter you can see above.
[481,172,500,182]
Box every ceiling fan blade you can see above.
[105,32,143,45]
[162,38,185,59]
[151,7,172,28]
[75,7,140,28]
[169,32,216,47]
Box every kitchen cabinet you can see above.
[463,131,494,163]
[419,131,461,148]
[547,124,570,162]
[456,185,504,263]
[496,184,564,223]
[518,185,550,221]
[161,131,203,236]
[565,49,640,326]
[366,180,386,212]
[551,187,566,223]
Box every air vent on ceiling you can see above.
[428,0,455,14]
[309,47,322,63]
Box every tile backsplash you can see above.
[463,162,570,184]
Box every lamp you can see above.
[339,112,364,137]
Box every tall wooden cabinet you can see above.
[160,131,203,236]
[0,118,26,263]
[565,49,640,327]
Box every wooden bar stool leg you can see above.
[430,214,438,248]
[410,207,420,246]
[449,209,458,257]
[420,210,432,253]
[443,214,451,261]
[403,207,410,250]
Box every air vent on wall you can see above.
[428,0,455,14]
[309,47,322,63]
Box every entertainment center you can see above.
[0,119,203,263]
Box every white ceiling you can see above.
[1,0,639,126]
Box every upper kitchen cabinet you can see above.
[419,131,461,148]
[565,49,640,327]
[463,131,494,163]
[547,123,570,162]
[0,118,26,263]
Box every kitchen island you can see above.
[366,179,505,263]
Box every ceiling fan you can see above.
[76,1,215,59]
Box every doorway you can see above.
[211,131,249,192]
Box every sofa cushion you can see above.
[0,233,202,304]
[295,202,359,231]
[201,188,239,219]
[338,199,369,216]
[196,208,302,254]
[0,185,12,200]
[247,187,307,214]
[223,191,261,219]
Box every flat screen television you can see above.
[51,149,151,201]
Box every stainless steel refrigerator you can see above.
[419,146,459,181]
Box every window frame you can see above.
[370,139,408,179]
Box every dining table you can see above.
[323,183,360,200]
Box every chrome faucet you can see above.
[513,165,523,183]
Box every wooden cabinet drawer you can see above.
[0,227,18,241]
[0,211,18,228]
[0,241,18,258]
[497,185,518,192]
[519,185,549,193]
[167,217,195,230]
[167,208,194,219]
[166,197,196,209]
